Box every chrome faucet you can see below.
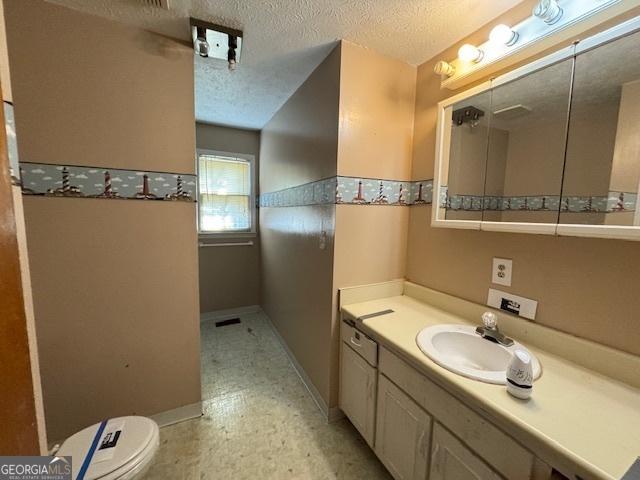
[476,312,514,347]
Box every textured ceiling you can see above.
[46,0,522,129]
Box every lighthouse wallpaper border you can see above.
[258,176,637,214]
[20,162,196,202]
[258,177,434,208]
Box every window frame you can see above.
[196,148,256,238]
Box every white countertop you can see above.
[342,294,640,480]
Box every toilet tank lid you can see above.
[57,416,159,480]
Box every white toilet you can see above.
[57,416,159,480]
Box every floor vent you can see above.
[215,318,241,328]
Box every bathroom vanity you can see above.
[339,281,640,480]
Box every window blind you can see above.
[198,154,251,233]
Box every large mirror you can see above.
[560,29,640,228]
[484,59,573,226]
[433,17,640,240]
[441,91,491,222]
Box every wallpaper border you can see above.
[20,162,196,202]
[258,176,433,208]
[258,176,637,216]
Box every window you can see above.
[197,151,254,234]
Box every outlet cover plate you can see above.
[492,258,513,286]
[487,288,537,320]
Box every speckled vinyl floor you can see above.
[140,312,391,479]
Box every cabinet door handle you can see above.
[418,430,427,459]
[432,443,442,474]
[350,337,362,348]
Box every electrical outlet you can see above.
[492,258,512,286]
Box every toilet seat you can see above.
[57,416,159,480]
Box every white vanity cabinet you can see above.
[430,423,502,480]
[378,346,545,480]
[339,321,378,447]
[338,324,557,480]
[375,374,432,480]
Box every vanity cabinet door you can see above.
[430,423,502,480]
[375,374,432,480]
[339,341,377,447]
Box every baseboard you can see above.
[200,305,261,323]
[151,401,202,427]
[328,406,345,422]
[263,315,338,422]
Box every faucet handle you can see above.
[482,311,498,329]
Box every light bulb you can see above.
[489,24,519,46]
[195,38,209,57]
[434,60,455,77]
[228,44,237,71]
[533,0,563,25]
[195,26,209,57]
[458,44,484,63]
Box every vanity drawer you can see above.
[341,320,378,367]
[379,346,535,480]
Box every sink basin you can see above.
[416,324,541,384]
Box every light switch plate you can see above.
[487,288,537,320]
[492,258,512,286]
[319,230,327,250]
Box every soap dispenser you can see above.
[506,349,533,399]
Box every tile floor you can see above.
[141,312,391,479]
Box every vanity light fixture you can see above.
[190,18,243,70]
[489,24,519,46]
[458,44,484,63]
[533,0,563,25]
[434,60,456,77]
[431,0,631,90]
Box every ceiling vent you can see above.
[493,104,532,120]
[140,0,170,9]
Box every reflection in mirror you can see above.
[560,30,640,226]
[442,91,491,220]
[483,59,573,223]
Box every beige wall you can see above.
[6,0,201,440]
[330,42,416,407]
[260,45,341,407]
[261,205,336,404]
[23,199,201,439]
[610,80,640,193]
[260,41,416,410]
[7,3,194,172]
[259,46,340,193]
[196,123,261,313]
[337,41,415,180]
[408,2,640,356]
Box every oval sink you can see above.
[416,324,541,384]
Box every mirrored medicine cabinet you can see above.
[433,17,640,241]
